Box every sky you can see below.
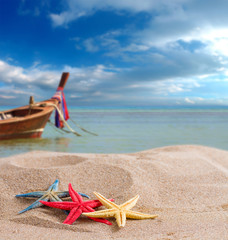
[1,0,228,107]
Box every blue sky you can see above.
[1,0,228,107]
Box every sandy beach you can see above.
[0,145,228,239]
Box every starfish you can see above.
[83,192,158,227]
[40,183,113,225]
[16,179,89,214]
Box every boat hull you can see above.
[0,129,43,140]
[0,100,56,140]
[0,72,69,140]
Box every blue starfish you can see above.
[16,179,89,214]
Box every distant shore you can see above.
[0,145,227,239]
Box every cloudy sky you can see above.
[1,0,228,107]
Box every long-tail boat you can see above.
[0,72,71,140]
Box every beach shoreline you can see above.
[0,145,228,239]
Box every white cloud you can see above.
[0,57,227,106]
[49,0,188,27]
[70,94,80,98]
[0,95,16,99]
[50,11,86,27]
[185,97,195,104]
[47,0,228,80]
[141,77,201,96]
[83,38,99,52]
[197,97,204,101]
[0,59,119,105]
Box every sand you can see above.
[0,145,228,239]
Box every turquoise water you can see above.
[0,107,228,157]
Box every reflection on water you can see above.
[1,109,228,157]
[0,137,71,157]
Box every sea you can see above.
[0,106,228,157]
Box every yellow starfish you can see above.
[83,192,158,227]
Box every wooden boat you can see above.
[0,72,70,140]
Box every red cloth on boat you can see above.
[52,87,69,128]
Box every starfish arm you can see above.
[87,216,112,225]
[56,191,90,199]
[125,210,158,219]
[78,192,90,199]
[120,195,139,210]
[82,206,112,225]
[49,194,62,202]
[93,192,119,209]
[84,199,114,208]
[83,205,96,212]
[16,191,46,198]
[56,191,70,198]
[115,211,126,227]
[68,183,83,203]
[83,209,116,218]
[40,200,77,210]
[63,206,82,225]
[18,196,49,214]
[84,200,103,208]
[48,179,59,191]
[49,195,70,215]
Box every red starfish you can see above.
[40,183,113,225]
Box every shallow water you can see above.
[1,107,228,157]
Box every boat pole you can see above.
[58,72,70,89]
[28,96,34,115]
